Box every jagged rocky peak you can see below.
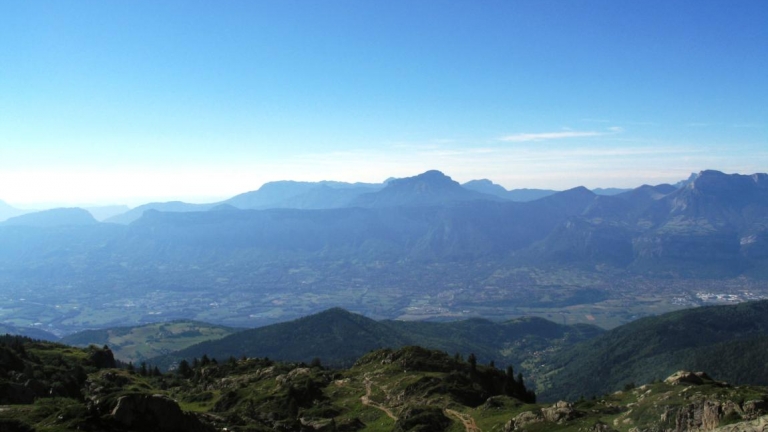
[389,170,459,189]
[674,172,700,188]
[349,169,499,208]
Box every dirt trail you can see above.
[361,374,398,421]
[445,408,481,432]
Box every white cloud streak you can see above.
[498,131,604,142]
[499,125,627,143]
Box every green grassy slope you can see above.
[61,320,238,363]
[148,309,603,371]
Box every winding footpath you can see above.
[361,374,398,421]
[445,408,481,432]
[358,373,481,431]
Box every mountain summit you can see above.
[350,170,499,207]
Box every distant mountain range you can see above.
[109,169,768,276]
[2,171,641,225]
[0,202,128,223]
[1,169,767,335]
[0,169,766,274]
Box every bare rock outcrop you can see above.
[542,400,580,423]
[504,410,543,431]
[504,402,581,431]
[665,371,720,386]
[674,400,737,431]
[712,415,768,432]
[111,394,214,432]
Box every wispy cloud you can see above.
[499,131,605,142]
[621,121,657,126]
[498,125,626,143]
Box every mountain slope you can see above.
[4,333,768,432]
[120,193,597,262]
[0,323,59,341]
[518,171,768,276]
[463,179,593,202]
[105,201,214,224]
[540,299,768,401]
[462,179,512,199]
[149,309,602,371]
[1,207,98,227]
[0,200,29,222]
[84,205,131,221]
[385,316,603,367]
[630,170,768,276]
[61,320,239,363]
[225,180,383,209]
[150,308,410,368]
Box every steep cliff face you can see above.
[674,399,746,431]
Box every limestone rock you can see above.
[542,401,580,423]
[504,410,543,431]
[665,371,715,386]
[675,400,720,431]
[744,400,768,419]
[675,400,743,432]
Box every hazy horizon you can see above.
[2,1,766,206]
[0,167,714,210]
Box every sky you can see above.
[1,1,766,207]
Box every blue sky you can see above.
[1,1,766,207]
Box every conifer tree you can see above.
[177,359,192,378]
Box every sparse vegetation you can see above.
[1,336,766,432]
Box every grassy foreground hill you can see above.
[2,335,768,432]
[148,308,602,370]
